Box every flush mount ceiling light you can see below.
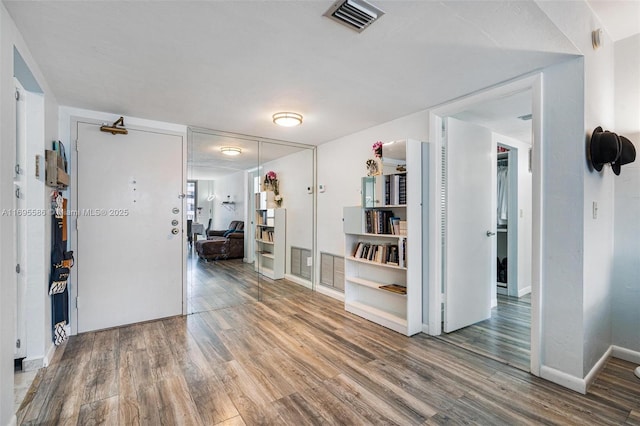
[220,146,242,156]
[272,112,303,127]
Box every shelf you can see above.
[497,228,507,233]
[256,239,274,245]
[346,232,407,239]
[257,224,274,228]
[259,252,275,259]
[347,256,406,270]
[345,301,407,332]
[366,204,407,209]
[347,277,407,297]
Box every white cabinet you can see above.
[343,139,427,336]
[254,206,286,279]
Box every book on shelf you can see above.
[364,209,395,234]
[352,243,400,266]
[385,174,404,206]
[399,220,407,236]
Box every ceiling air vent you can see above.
[323,0,385,33]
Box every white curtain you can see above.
[497,165,508,226]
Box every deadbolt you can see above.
[171,220,179,226]
[171,228,179,235]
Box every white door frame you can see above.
[427,73,543,376]
[69,116,188,335]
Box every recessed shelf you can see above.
[256,239,274,245]
[347,277,407,296]
[345,233,407,239]
[346,256,406,270]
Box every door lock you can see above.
[171,228,179,235]
[171,220,179,226]
[486,231,496,237]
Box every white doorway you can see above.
[428,75,542,375]
[75,121,185,332]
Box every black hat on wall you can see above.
[611,135,636,176]
[590,126,621,171]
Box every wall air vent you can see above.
[323,0,385,33]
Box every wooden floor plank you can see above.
[18,258,640,425]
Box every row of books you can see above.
[384,173,407,206]
[352,242,404,266]
[365,210,394,234]
[389,217,407,236]
[257,229,274,242]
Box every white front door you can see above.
[444,117,494,333]
[77,122,184,333]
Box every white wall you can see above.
[210,170,245,231]
[0,3,59,424]
[612,34,640,354]
[535,0,618,382]
[196,179,214,229]
[261,149,314,277]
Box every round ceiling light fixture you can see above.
[272,112,303,127]
[220,146,242,156]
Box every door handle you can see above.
[486,231,496,236]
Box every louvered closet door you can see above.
[76,122,184,332]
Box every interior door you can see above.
[444,117,494,333]
[14,82,27,358]
[77,122,184,332]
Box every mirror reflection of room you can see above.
[186,130,315,314]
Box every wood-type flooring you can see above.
[437,294,531,372]
[16,259,640,425]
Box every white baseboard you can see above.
[612,345,640,364]
[517,286,532,297]
[43,342,56,367]
[22,356,44,372]
[540,344,637,395]
[421,323,429,334]
[584,345,613,391]
[540,365,587,394]
[316,285,344,302]
[284,274,312,289]
[8,414,17,426]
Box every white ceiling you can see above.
[189,130,310,180]
[4,1,580,146]
[453,90,533,144]
[587,0,640,41]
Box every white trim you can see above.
[43,342,55,367]
[540,365,587,394]
[427,73,544,377]
[541,345,639,395]
[612,345,640,364]
[8,414,17,426]
[517,286,532,298]
[421,323,429,334]
[584,345,613,391]
[284,274,312,289]
[21,356,43,372]
[316,285,345,302]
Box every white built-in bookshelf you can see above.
[254,191,285,279]
[343,139,426,336]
